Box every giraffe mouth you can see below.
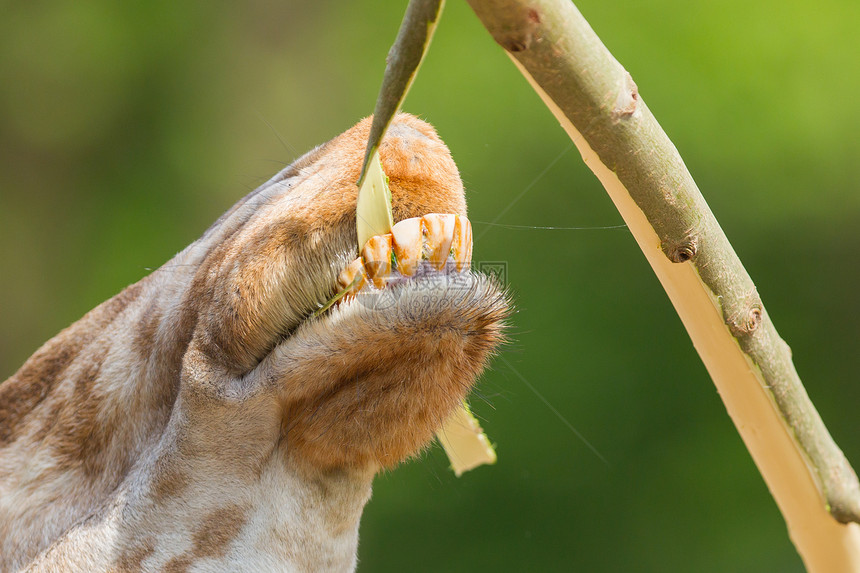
[301,212,503,475]
[314,213,473,317]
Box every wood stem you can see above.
[464,0,860,569]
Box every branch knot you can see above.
[663,233,698,263]
[612,72,639,120]
[726,289,763,336]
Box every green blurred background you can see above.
[2,1,859,571]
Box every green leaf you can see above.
[356,151,394,248]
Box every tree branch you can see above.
[358,0,445,186]
[464,0,860,569]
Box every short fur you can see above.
[0,114,508,572]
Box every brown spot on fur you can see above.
[152,463,189,504]
[0,282,144,447]
[48,345,111,476]
[104,281,145,316]
[0,348,69,446]
[162,554,193,573]
[134,298,162,364]
[141,284,197,394]
[29,396,65,443]
[191,505,248,559]
[112,538,156,572]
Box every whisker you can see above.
[254,109,300,158]
[499,355,610,467]
[474,221,628,231]
[475,143,575,241]
[469,389,496,410]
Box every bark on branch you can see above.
[463,0,860,570]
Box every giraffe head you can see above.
[1,114,508,571]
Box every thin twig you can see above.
[358,0,445,186]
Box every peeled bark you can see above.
[463,0,860,570]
